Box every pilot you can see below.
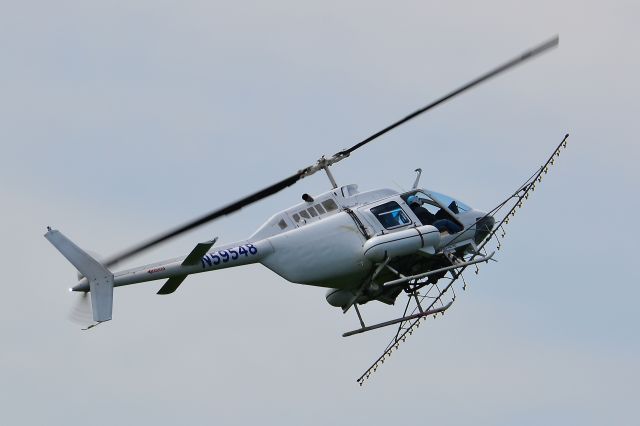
[406,195,435,225]
[406,195,462,234]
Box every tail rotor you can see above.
[45,228,115,325]
[68,290,92,325]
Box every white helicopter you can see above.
[45,36,567,384]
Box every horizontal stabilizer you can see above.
[157,275,187,295]
[182,238,217,266]
[157,238,217,295]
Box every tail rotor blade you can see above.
[68,291,92,325]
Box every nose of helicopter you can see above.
[474,215,495,244]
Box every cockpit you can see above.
[401,190,471,234]
[362,187,494,246]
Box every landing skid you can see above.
[342,252,492,337]
[343,301,452,337]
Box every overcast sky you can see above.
[1,1,638,425]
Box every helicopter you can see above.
[45,35,567,384]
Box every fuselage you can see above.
[73,184,492,296]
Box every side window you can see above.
[321,199,338,212]
[370,201,411,230]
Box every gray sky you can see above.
[1,1,638,424]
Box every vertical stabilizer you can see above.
[45,229,114,323]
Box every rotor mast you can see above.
[301,152,350,189]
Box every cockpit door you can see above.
[357,199,414,235]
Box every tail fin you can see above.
[45,228,114,323]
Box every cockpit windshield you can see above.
[402,190,471,215]
[401,190,469,233]
[426,191,471,214]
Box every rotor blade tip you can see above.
[542,35,559,49]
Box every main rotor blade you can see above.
[335,36,558,157]
[103,36,558,267]
[104,171,306,267]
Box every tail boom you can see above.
[46,227,274,324]
[69,239,273,292]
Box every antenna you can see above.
[412,168,423,189]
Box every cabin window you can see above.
[299,210,310,219]
[292,213,300,223]
[314,203,326,214]
[321,199,338,212]
[277,219,288,230]
[307,206,318,217]
[370,201,411,230]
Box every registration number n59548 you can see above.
[201,244,258,268]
